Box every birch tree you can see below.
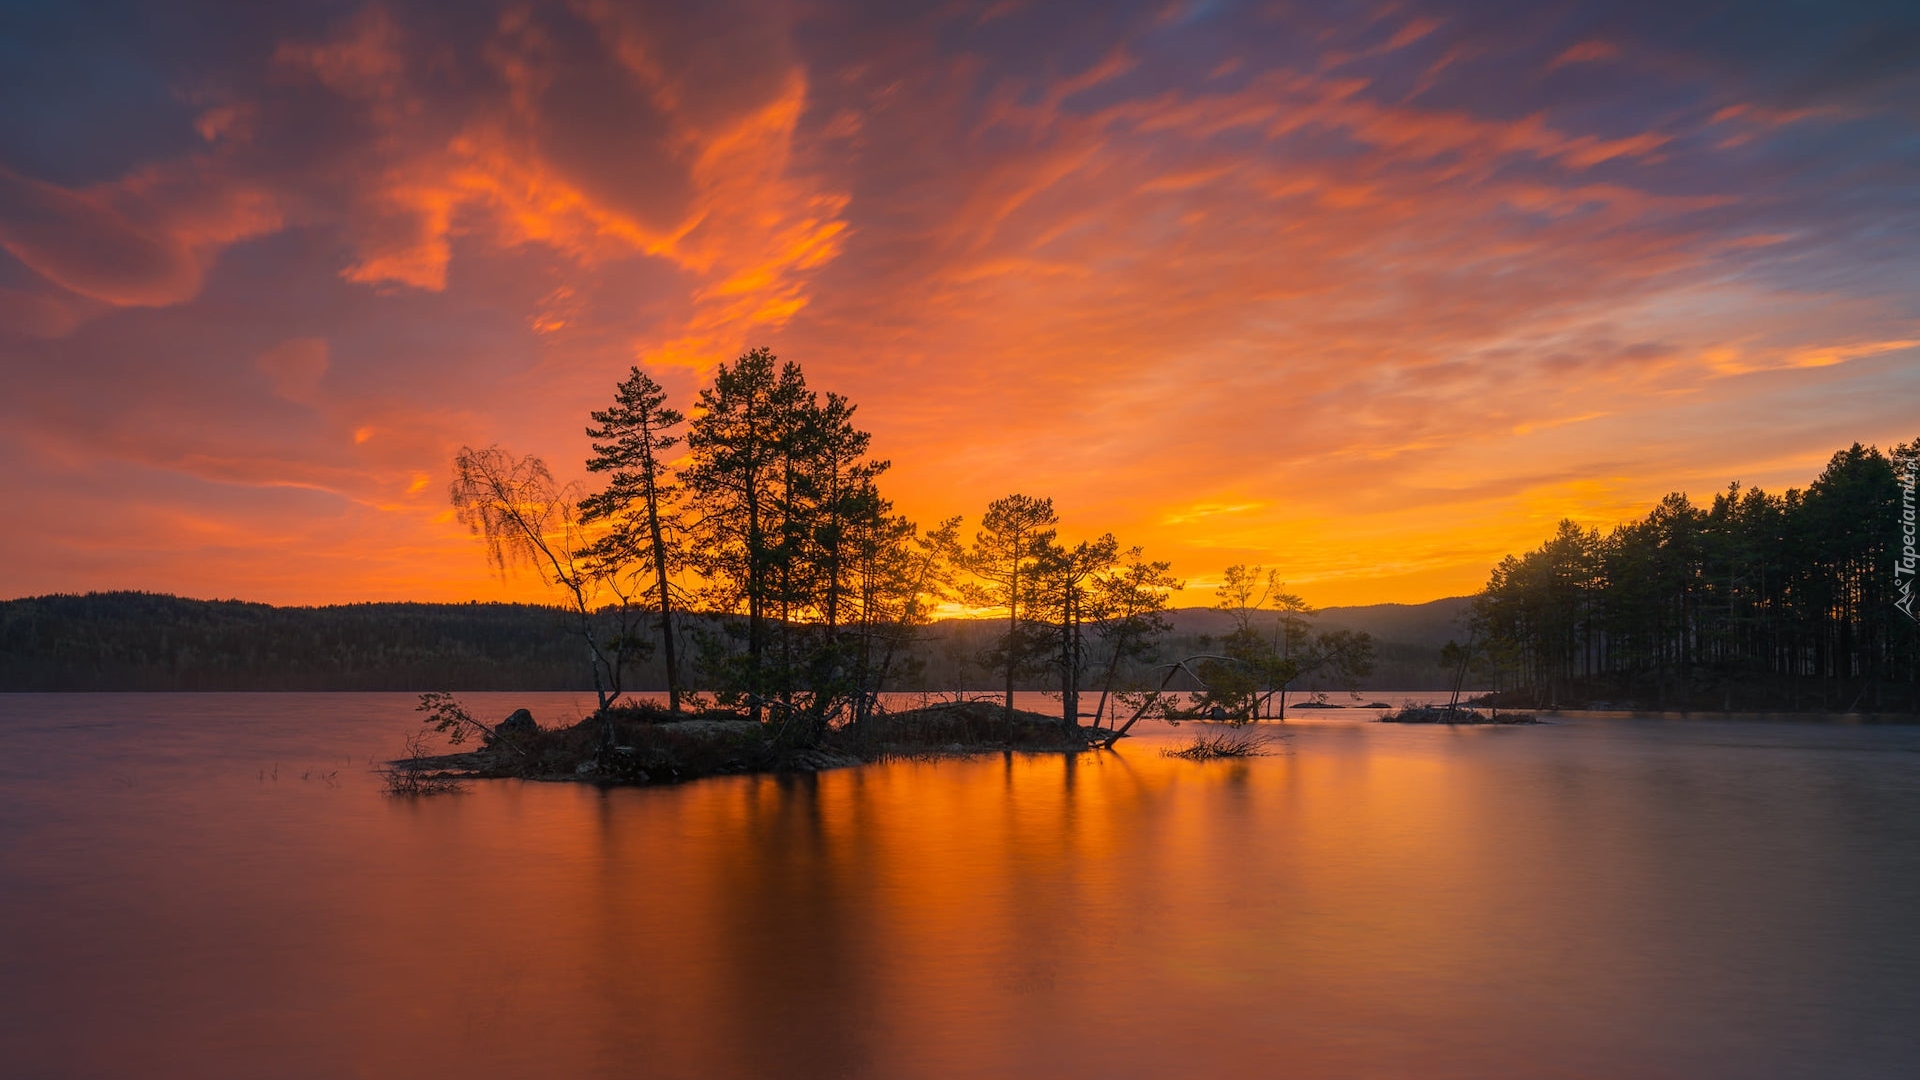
[450,446,634,717]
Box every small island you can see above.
[382,347,1386,792]
[387,697,1115,793]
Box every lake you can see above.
[1,692,1916,1079]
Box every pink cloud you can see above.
[1549,40,1620,70]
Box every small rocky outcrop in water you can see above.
[478,708,540,751]
[1380,704,1538,725]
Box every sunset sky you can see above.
[2,0,1916,608]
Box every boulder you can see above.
[495,708,539,736]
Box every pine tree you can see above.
[960,494,1058,731]
[684,348,788,718]
[580,366,687,712]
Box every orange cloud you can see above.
[0,164,279,308]
[261,2,849,377]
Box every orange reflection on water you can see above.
[2,695,1911,1079]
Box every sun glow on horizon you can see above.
[2,1,1916,608]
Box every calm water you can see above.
[1,693,1916,1079]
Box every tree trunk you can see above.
[747,479,763,723]
[1060,590,1074,732]
[644,479,679,714]
[1006,562,1019,739]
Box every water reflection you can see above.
[0,694,1916,1078]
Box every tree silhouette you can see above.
[960,494,1058,731]
[449,445,636,719]
[580,367,687,712]
[683,349,789,719]
[676,347,941,738]
[1030,533,1119,731]
[1086,549,1181,727]
[1196,564,1372,718]
[1473,438,1920,711]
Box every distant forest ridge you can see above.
[0,591,1471,692]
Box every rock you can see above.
[786,749,861,772]
[496,708,538,736]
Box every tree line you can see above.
[451,347,1372,737]
[1458,439,1920,712]
[0,593,595,691]
[0,592,1419,695]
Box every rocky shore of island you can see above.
[384,699,1115,792]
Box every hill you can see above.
[1157,596,1472,651]
[0,592,591,691]
[0,591,1472,692]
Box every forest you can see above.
[1462,440,1920,712]
[0,593,592,691]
